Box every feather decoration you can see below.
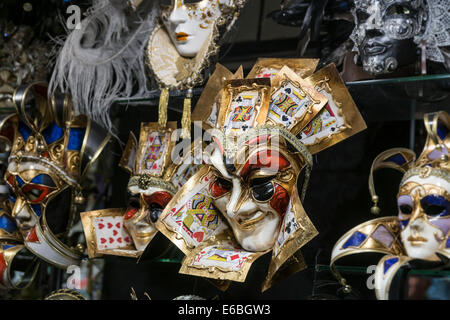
[48,0,159,132]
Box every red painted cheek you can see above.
[270,183,290,217]
[143,191,172,208]
[124,208,138,220]
[209,181,229,198]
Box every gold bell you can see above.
[74,193,86,205]
[370,195,380,215]
[37,143,46,153]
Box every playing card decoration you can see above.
[331,111,450,300]
[82,122,204,258]
[157,61,366,291]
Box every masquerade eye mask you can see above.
[156,61,366,291]
[331,110,450,300]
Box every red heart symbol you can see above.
[124,237,130,243]
[113,230,118,236]
[193,232,204,242]
[171,208,176,212]
[100,238,106,244]
[116,223,121,229]
[107,223,113,229]
[205,177,209,182]
[152,164,157,169]
[109,237,114,243]
[98,223,105,230]
[117,237,122,243]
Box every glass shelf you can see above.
[315,264,450,277]
[112,73,450,122]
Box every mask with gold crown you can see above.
[0,82,110,290]
[156,60,366,291]
[330,111,449,300]
[81,121,204,258]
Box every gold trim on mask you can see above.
[246,58,319,79]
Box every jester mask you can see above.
[331,111,449,299]
[81,122,203,258]
[156,61,366,291]
[0,82,110,289]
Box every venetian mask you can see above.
[0,82,110,273]
[156,62,366,290]
[147,0,247,90]
[331,111,449,299]
[161,0,227,58]
[350,0,427,74]
[81,122,203,258]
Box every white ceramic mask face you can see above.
[162,0,225,57]
[397,174,450,260]
[206,144,295,252]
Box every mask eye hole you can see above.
[386,4,411,16]
[21,185,50,203]
[250,176,275,202]
[356,9,370,22]
[216,177,232,190]
[420,195,449,217]
[127,194,141,209]
[399,204,413,215]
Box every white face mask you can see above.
[397,175,450,261]
[162,0,225,57]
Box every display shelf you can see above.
[315,264,450,277]
[112,74,450,122]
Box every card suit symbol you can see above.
[331,127,335,131]
[171,208,176,213]
[116,223,121,229]
[281,115,289,122]
[284,88,292,94]
[113,230,118,236]
[109,237,114,244]
[236,96,243,102]
[242,125,248,131]
[98,223,105,230]
[204,177,209,182]
[152,164,157,170]
[117,237,122,243]
[193,232,204,242]
[124,237,130,243]
[100,238,106,244]
[107,223,113,229]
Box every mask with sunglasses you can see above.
[0,82,110,290]
[156,62,366,291]
[350,0,450,75]
[81,122,204,258]
[330,111,449,300]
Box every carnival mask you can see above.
[397,172,449,260]
[0,82,110,272]
[157,62,366,290]
[161,0,227,58]
[331,111,449,299]
[351,0,427,74]
[82,122,203,258]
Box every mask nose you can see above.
[169,1,188,25]
[226,179,258,218]
[12,198,34,228]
